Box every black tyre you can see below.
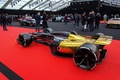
[51,19,54,22]
[20,22,23,26]
[106,24,110,28]
[91,33,104,40]
[18,33,32,47]
[30,22,34,27]
[73,43,98,70]
[43,28,53,33]
[61,19,64,22]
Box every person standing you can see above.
[42,11,48,29]
[95,12,101,29]
[35,12,41,32]
[64,14,68,24]
[103,14,107,23]
[8,15,13,26]
[1,14,8,31]
[81,12,87,30]
[86,11,92,30]
[88,10,95,32]
[74,13,80,28]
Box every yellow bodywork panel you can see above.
[58,34,112,53]
[60,34,95,47]
[59,34,95,53]
[94,35,113,45]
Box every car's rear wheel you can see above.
[91,33,104,40]
[17,33,32,47]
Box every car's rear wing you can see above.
[94,35,113,45]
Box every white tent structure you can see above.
[0,0,72,12]
[0,0,120,12]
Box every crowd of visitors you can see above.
[59,11,119,32]
[62,10,100,32]
[0,11,119,32]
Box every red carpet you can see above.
[0,26,120,80]
[0,72,8,80]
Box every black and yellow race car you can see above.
[17,28,112,70]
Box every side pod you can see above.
[49,45,73,57]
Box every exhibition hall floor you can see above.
[0,24,120,80]
[12,21,120,40]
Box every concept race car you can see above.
[17,28,112,70]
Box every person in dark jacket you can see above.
[1,14,8,31]
[88,10,95,32]
[95,12,101,29]
[86,12,91,29]
[35,12,41,32]
[42,11,48,29]
[8,15,13,26]
[64,14,68,24]
[74,13,80,28]
[81,12,87,30]
[81,12,86,25]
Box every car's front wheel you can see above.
[61,19,64,22]
[20,22,24,26]
[30,22,34,27]
[73,43,99,70]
